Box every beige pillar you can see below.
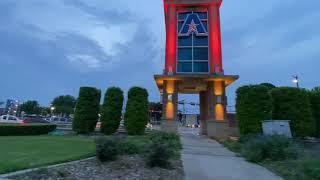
[161,80,178,131]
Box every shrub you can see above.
[100,87,124,135]
[271,87,315,137]
[264,135,299,160]
[146,137,173,168]
[118,138,142,155]
[310,87,320,137]
[241,135,299,162]
[0,124,56,136]
[236,85,272,135]
[241,137,266,162]
[148,131,182,152]
[95,137,119,162]
[124,87,149,135]
[302,160,320,180]
[73,87,101,134]
[223,139,242,153]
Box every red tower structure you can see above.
[154,0,238,138]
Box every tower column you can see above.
[199,91,208,135]
[164,4,177,73]
[209,4,223,73]
[161,80,178,131]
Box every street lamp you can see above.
[50,106,55,116]
[292,75,299,88]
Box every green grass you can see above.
[0,136,95,174]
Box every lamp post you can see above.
[292,75,299,88]
[50,106,55,117]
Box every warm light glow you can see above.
[166,102,174,120]
[215,104,224,120]
[214,81,223,96]
[166,80,175,94]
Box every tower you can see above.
[154,0,238,138]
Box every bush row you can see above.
[236,84,320,137]
[73,86,149,135]
[95,131,182,168]
[0,124,57,136]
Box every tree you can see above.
[100,87,124,135]
[51,95,76,116]
[310,87,320,137]
[73,87,101,134]
[260,83,276,90]
[124,87,149,135]
[271,87,315,137]
[20,101,41,115]
[236,85,273,135]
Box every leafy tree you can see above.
[236,85,272,135]
[260,83,276,90]
[310,87,320,137]
[100,87,124,135]
[271,87,315,137]
[51,95,76,115]
[73,87,101,134]
[20,100,41,115]
[124,87,149,135]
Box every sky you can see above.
[0,0,319,110]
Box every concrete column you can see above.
[161,80,178,131]
[199,91,208,135]
[206,81,215,121]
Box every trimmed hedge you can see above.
[236,85,272,135]
[260,83,276,90]
[100,87,124,135]
[73,87,101,134]
[271,87,315,137]
[124,87,149,135]
[0,124,56,136]
[310,87,320,137]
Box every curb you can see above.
[0,157,96,179]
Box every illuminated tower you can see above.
[154,0,238,138]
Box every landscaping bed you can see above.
[223,136,320,180]
[2,131,184,180]
[9,156,184,180]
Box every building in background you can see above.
[154,0,239,139]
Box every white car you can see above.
[0,115,23,124]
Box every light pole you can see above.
[50,106,55,117]
[292,75,299,88]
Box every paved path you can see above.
[180,128,283,180]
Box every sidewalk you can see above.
[180,128,283,180]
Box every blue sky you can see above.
[0,0,319,109]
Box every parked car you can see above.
[22,116,50,124]
[0,115,23,124]
[49,116,72,124]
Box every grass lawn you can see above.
[0,135,95,174]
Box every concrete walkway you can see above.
[180,128,283,180]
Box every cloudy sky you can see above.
[0,0,319,109]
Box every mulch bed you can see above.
[9,155,184,180]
